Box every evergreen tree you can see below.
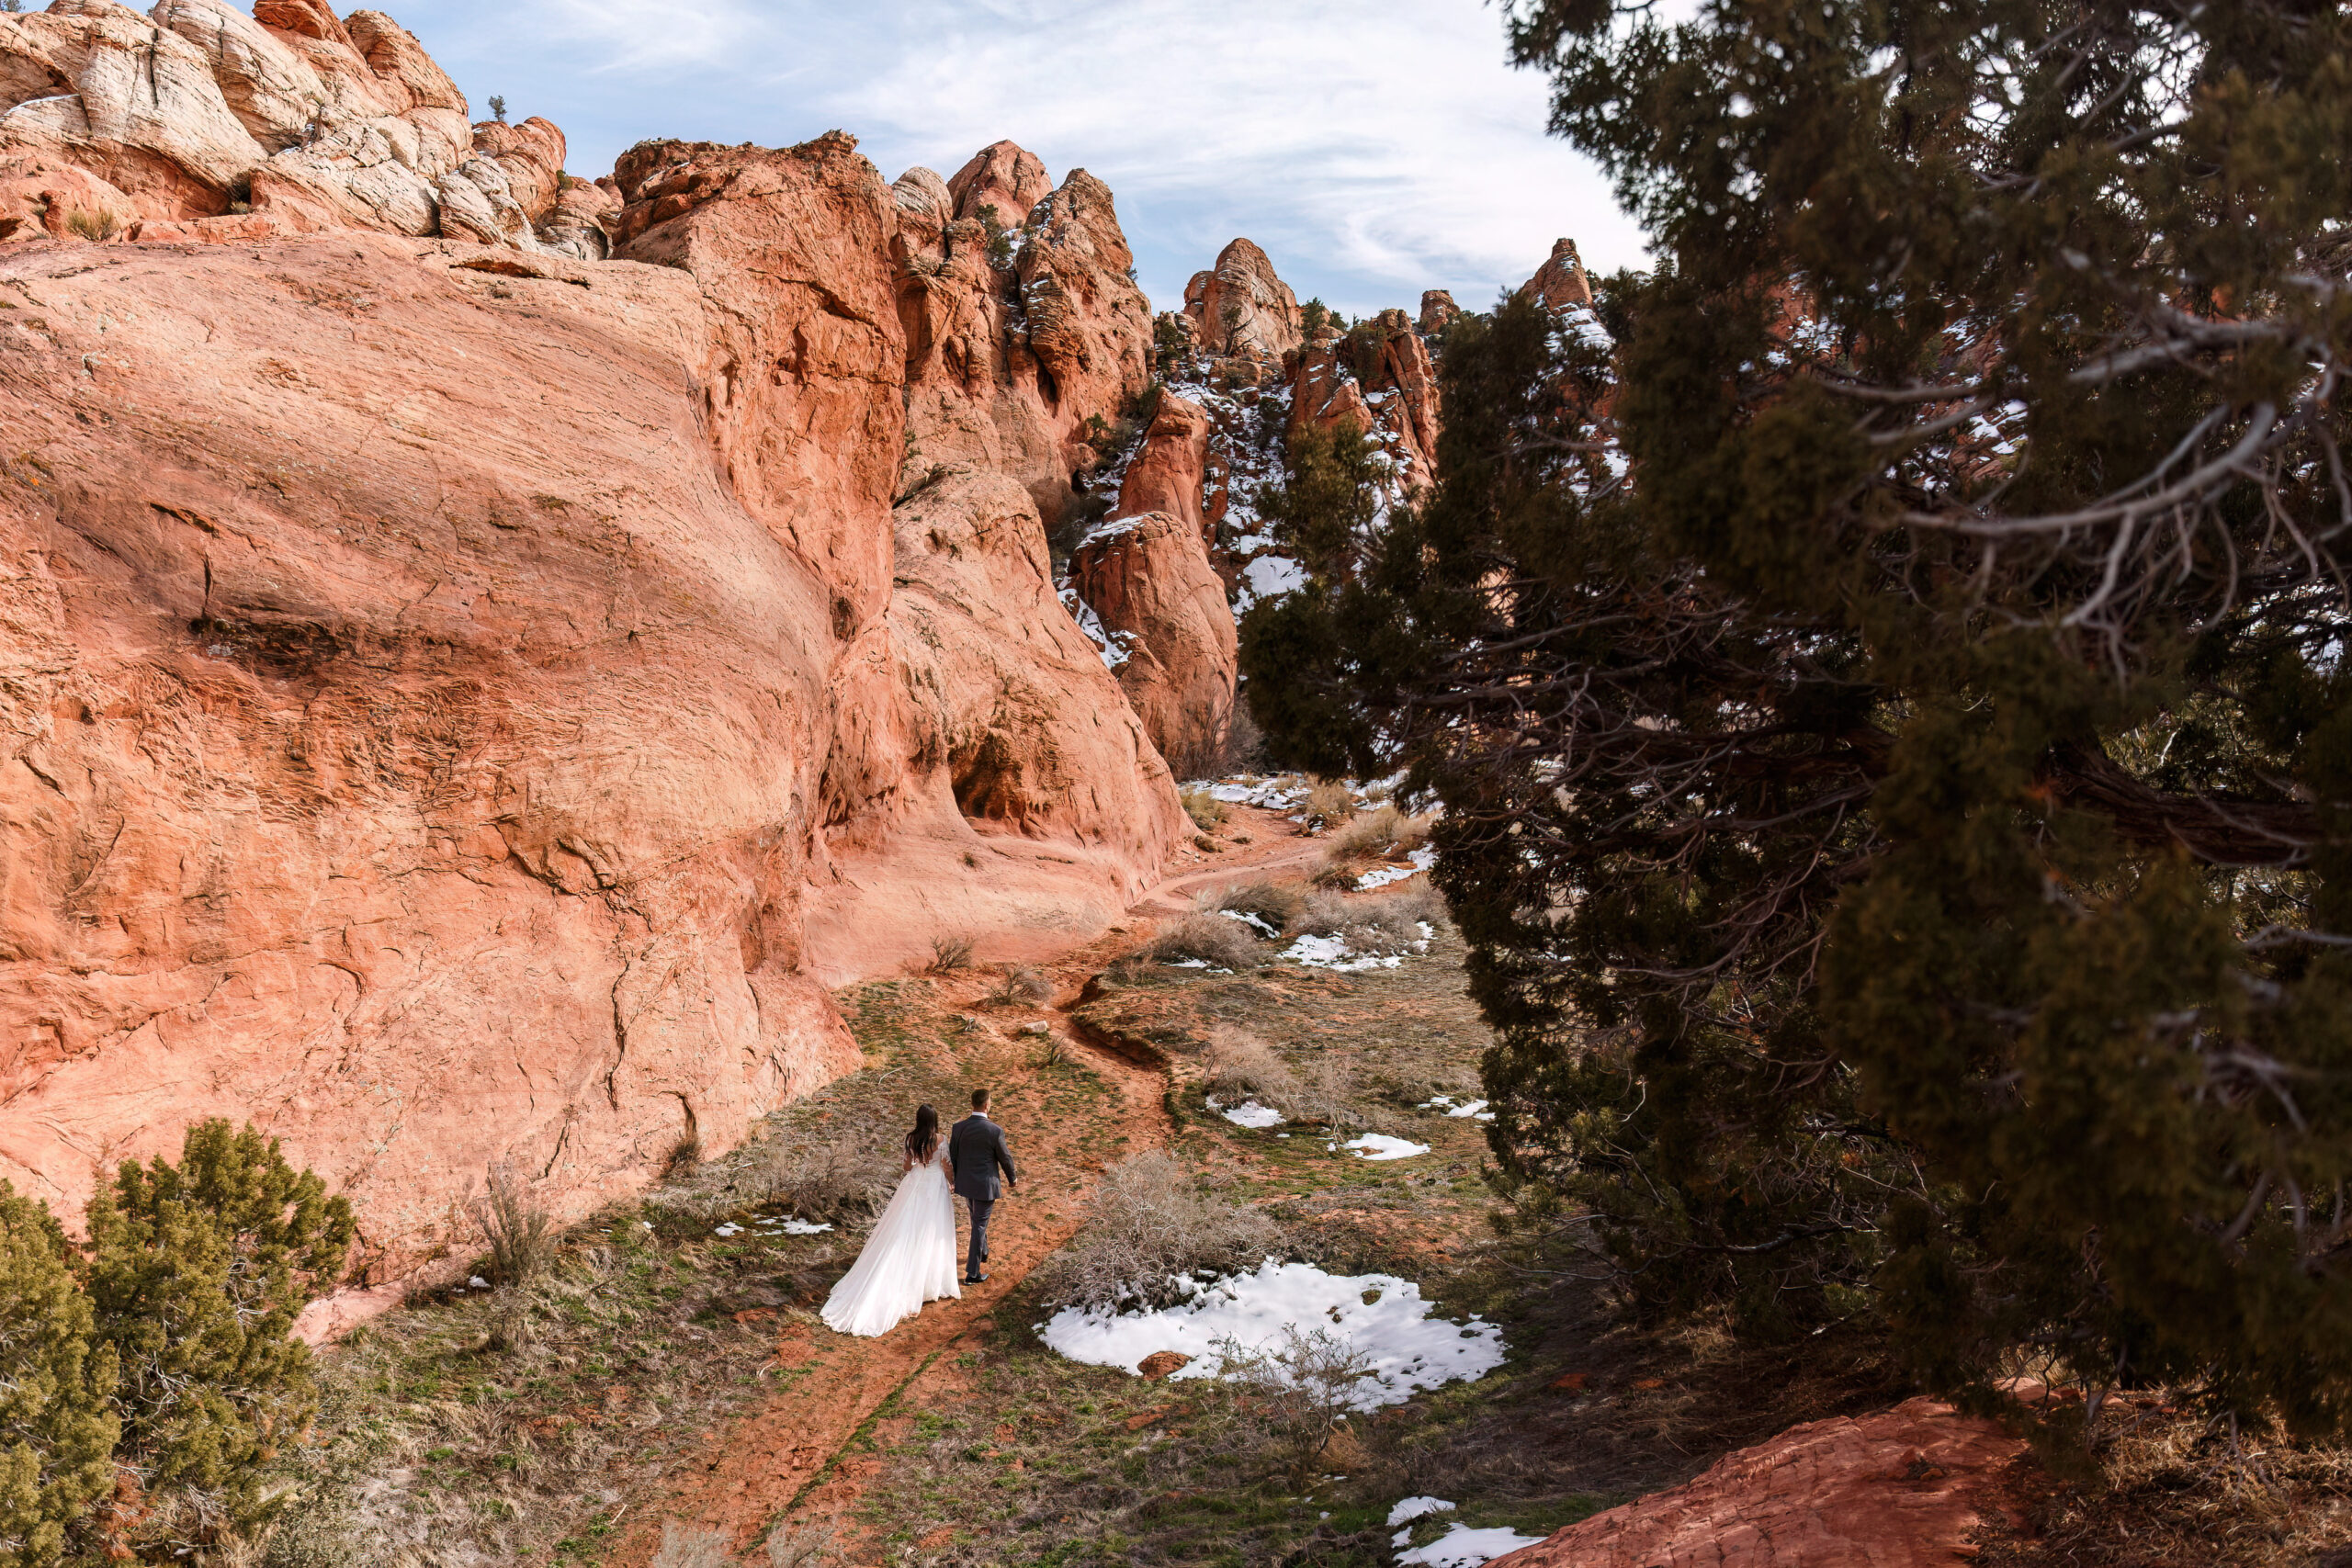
[86,1122,354,1529]
[0,1185,117,1567]
[1243,0,2352,1438]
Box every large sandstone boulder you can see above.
[1069,510,1238,776]
[1183,236,1301,361]
[1487,1396,2025,1567]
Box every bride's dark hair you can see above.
[905,1103,940,1163]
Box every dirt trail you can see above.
[603,810,1311,1563]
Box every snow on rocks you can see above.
[1343,1134,1430,1161]
[1396,1522,1548,1566]
[1280,922,1434,973]
[1039,1259,1505,1409]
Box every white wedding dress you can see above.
[820,1145,961,1337]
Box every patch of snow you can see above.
[467,1276,491,1291]
[1239,552,1305,604]
[1343,1134,1429,1161]
[1281,934,1404,973]
[775,1219,832,1235]
[1388,1496,1457,1528]
[1038,1259,1505,1410]
[1443,1100,1489,1120]
[1219,908,1280,937]
[1356,846,1437,890]
[1221,1100,1285,1129]
[1396,1522,1548,1566]
[714,1223,743,1237]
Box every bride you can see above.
[820,1104,961,1337]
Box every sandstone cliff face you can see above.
[0,112,1182,1279]
[1069,510,1238,777]
[1183,236,1301,363]
[1519,234,1593,312]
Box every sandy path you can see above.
[602,812,1312,1563]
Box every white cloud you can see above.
[327,0,1650,317]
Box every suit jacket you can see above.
[948,1112,1016,1201]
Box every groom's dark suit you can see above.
[947,1111,1017,1280]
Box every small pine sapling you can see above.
[85,1121,355,1532]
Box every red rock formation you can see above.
[0,120,1183,1285]
[1519,235,1593,311]
[469,116,567,225]
[1487,1396,2025,1567]
[1419,288,1459,336]
[948,138,1049,227]
[1117,394,1212,532]
[1184,237,1301,362]
[1069,512,1238,775]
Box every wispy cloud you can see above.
[334,0,1648,317]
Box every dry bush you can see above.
[1327,806,1430,865]
[984,965,1054,1007]
[1143,914,1264,971]
[471,1161,558,1290]
[1283,1055,1366,1131]
[1215,1325,1376,1478]
[1201,1026,1301,1110]
[1207,880,1302,934]
[650,1522,732,1568]
[925,936,974,975]
[1301,778,1356,832]
[1033,1149,1281,1310]
[1180,787,1230,831]
[759,1122,899,1223]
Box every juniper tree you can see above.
[0,1186,116,1567]
[1242,0,2352,1438]
[85,1122,353,1530]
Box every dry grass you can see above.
[1301,778,1356,832]
[64,207,122,242]
[1289,886,1443,955]
[471,1161,558,1289]
[1180,787,1230,831]
[1205,879,1302,934]
[1974,1403,2352,1566]
[1142,913,1265,971]
[1202,1026,1301,1107]
[1031,1149,1281,1311]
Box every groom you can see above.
[947,1088,1017,1284]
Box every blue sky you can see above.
[332,0,1650,320]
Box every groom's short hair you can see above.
[971,1088,990,1110]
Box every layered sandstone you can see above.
[0,116,1182,1282]
[1183,236,1301,363]
[1487,1397,2024,1567]
[0,0,571,251]
[1520,234,1593,311]
[1069,511,1237,776]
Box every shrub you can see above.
[1324,806,1430,867]
[924,936,974,976]
[1142,915,1262,971]
[1200,1027,1300,1110]
[759,1123,899,1224]
[1287,887,1440,956]
[1209,880,1302,934]
[1300,779,1354,832]
[1179,787,1229,831]
[62,209,120,243]
[982,965,1053,1007]
[86,1121,354,1532]
[763,1518,839,1566]
[976,203,1015,269]
[0,1182,119,1566]
[470,1161,557,1291]
[1033,1151,1280,1310]
[1214,1325,1374,1478]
